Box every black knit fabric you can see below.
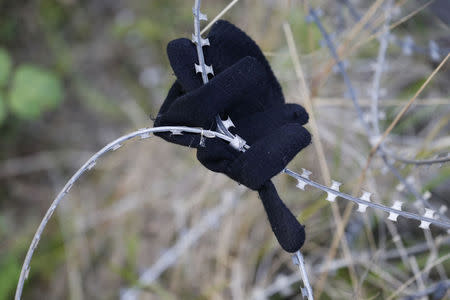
[154,20,311,252]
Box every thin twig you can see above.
[311,97,450,107]
[259,236,450,298]
[200,0,240,34]
[16,126,450,300]
[284,21,359,296]
[368,53,450,160]
[387,253,450,300]
[14,126,234,300]
[308,7,450,295]
[309,5,449,214]
[121,189,241,300]
[370,0,392,136]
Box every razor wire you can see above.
[15,2,450,300]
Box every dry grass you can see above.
[1,0,449,299]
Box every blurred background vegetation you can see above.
[0,0,449,299]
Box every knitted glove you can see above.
[154,20,311,252]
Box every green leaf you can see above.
[8,65,64,119]
[0,92,6,125]
[0,253,21,300]
[0,48,12,87]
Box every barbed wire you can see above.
[14,126,233,300]
[192,1,312,297]
[338,0,450,61]
[14,125,450,299]
[14,2,450,299]
[307,7,450,222]
[254,236,450,299]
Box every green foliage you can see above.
[424,166,450,191]
[75,82,122,118]
[0,48,11,87]
[0,92,6,125]
[0,228,66,300]
[113,19,168,42]
[8,65,63,120]
[0,17,17,43]
[399,78,427,99]
[0,253,20,300]
[287,10,321,53]
[39,0,67,29]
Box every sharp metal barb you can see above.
[170,129,183,135]
[388,201,403,221]
[419,209,435,230]
[195,63,214,75]
[192,6,207,20]
[191,34,210,46]
[296,168,312,190]
[301,168,312,178]
[283,168,450,230]
[309,2,448,175]
[14,126,237,300]
[15,3,450,298]
[310,3,450,225]
[221,116,235,130]
[138,128,152,139]
[357,191,372,213]
[111,144,122,151]
[65,183,73,193]
[311,0,449,174]
[192,0,242,143]
[87,161,96,171]
[193,0,210,85]
[326,180,341,202]
[139,133,151,139]
[15,126,450,300]
[296,180,308,191]
[292,251,314,300]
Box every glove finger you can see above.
[232,103,309,144]
[167,38,204,92]
[196,138,238,173]
[258,181,305,252]
[153,81,204,147]
[229,123,311,190]
[154,80,184,119]
[167,21,274,88]
[207,20,275,78]
[157,56,268,128]
[206,20,284,105]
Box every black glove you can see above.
[154,20,311,252]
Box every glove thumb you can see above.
[258,181,305,253]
